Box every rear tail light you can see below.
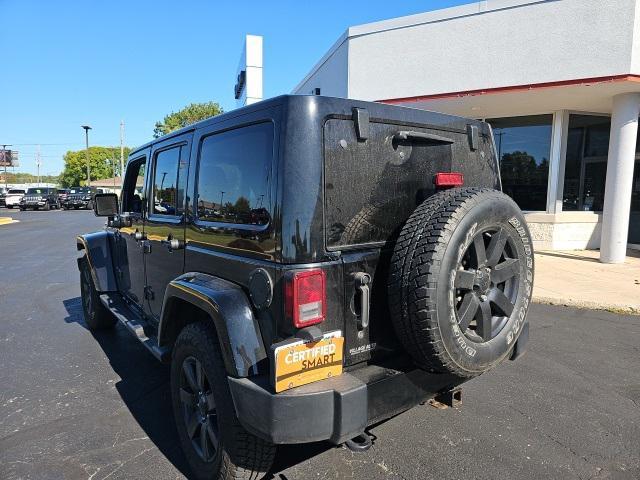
[285,268,326,328]
[435,172,464,188]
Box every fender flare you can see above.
[159,273,267,378]
[76,231,118,292]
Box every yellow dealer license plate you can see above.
[274,331,344,393]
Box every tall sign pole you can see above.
[1,144,11,189]
[120,120,125,177]
[81,125,92,186]
[235,35,263,108]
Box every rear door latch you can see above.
[353,272,371,331]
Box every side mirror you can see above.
[93,193,119,217]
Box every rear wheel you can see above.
[171,322,275,480]
[79,256,116,330]
[388,188,533,378]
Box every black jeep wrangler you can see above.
[78,95,532,480]
[20,187,59,210]
[63,186,98,210]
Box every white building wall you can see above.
[293,40,349,97]
[347,0,637,101]
[630,0,640,74]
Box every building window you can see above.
[562,115,611,212]
[487,115,552,211]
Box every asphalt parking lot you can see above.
[1,208,639,480]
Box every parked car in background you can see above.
[20,187,59,210]
[62,186,97,210]
[0,187,6,207]
[4,189,26,209]
[57,188,70,206]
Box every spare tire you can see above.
[388,187,533,379]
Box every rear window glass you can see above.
[196,122,273,225]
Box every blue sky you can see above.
[0,0,471,175]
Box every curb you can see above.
[533,296,640,316]
[0,217,18,225]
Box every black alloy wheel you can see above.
[179,356,219,463]
[80,265,93,314]
[388,187,534,378]
[454,227,520,343]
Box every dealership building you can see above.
[293,0,640,263]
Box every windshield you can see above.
[8,189,25,194]
[26,188,48,195]
[70,188,89,194]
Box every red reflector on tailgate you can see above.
[435,172,464,188]
[285,269,326,328]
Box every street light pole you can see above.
[81,125,92,186]
[36,145,41,186]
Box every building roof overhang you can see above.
[379,75,640,118]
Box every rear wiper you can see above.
[393,130,454,145]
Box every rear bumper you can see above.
[228,362,462,445]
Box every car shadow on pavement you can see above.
[63,297,191,478]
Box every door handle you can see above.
[161,237,185,252]
[353,272,371,330]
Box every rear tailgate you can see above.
[323,114,498,366]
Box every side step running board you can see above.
[99,293,170,363]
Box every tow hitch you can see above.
[427,387,463,410]
[345,432,373,452]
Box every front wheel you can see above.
[171,322,275,480]
[79,256,116,330]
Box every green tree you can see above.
[4,172,60,184]
[154,101,224,138]
[234,196,251,213]
[59,146,131,187]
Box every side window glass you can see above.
[196,122,273,225]
[152,147,180,216]
[122,158,146,214]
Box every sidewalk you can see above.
[533,249,640,314]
